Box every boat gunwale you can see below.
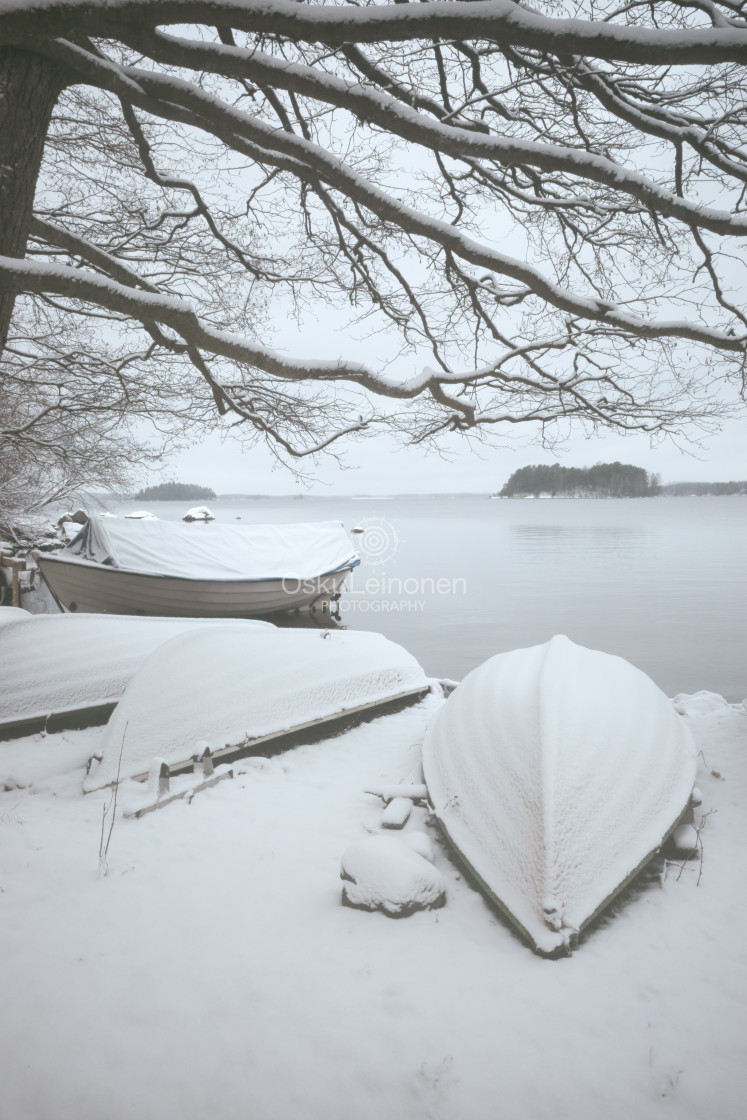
[428,790,694,957]
[129,684,432,784]
[34,550,359,586]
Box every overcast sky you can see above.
[153,283,747,495]
[156,413,746,496]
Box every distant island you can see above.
[134,482,217,501]
[498,463,659,498]
[659,481,747,496]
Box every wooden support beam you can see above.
[0,553,26,607]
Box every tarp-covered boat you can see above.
[422,635,696,956]
[84,627,430,790]
[35,515,360,617]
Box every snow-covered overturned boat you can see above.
[0,608,273,738]
[35,514,360,617]
[422,635,696,956]
[84,627,430,791]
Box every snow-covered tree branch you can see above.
[2,0,747,476]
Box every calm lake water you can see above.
[106,494,746,700]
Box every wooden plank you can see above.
[123,767,234,818]
[381,797,412,829]
[0,701,118,741]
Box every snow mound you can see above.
[84,628,428,790]
[402,831,436,863]
[423,635,696,956]
[340,834,445,916]
[0,614,273,730]
[673,690,732,717]
[183,506,215,522]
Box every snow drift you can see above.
[422,635,696,956]
[84,627,429,790]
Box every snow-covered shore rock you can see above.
[341,833,445,915]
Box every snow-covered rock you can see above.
[340,834,445,916]
[124,510,158,520]
[183,506,215,522]
[673,690,732,717]
[56,509,88,527]
[423,635,696,956]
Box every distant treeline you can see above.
[134,482,217,501]
[499,462,658,498]
[660,481,747,496]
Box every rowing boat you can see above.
[35,514,360,617]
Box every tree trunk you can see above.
[0,47,66,350]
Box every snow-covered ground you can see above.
[0,685,745,1120]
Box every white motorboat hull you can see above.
[35,552,352,617]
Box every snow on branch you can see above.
[2,1,747,65]
[127,29,747,239]
[3,0,747,461]
[0,256,736,442]
[41,40,747,355]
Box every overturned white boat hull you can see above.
[0,611,273,737]
[84,627,430,791]
[35,552,351,617]
[423,635,696,956]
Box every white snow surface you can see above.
[84,627,429,790]
[423,636,697,955]
[0,611,273,727]
[0,606,29,627]
[0,689,744,1120]
[341,833,445,914]
[65,512,360,580]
